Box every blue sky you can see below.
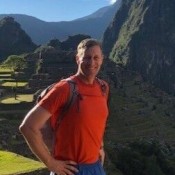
[0,0,117,22]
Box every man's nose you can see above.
[87,58,95,65]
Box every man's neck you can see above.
[75,73,95,85]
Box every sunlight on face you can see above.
[76,45,103,78]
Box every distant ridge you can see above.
[0,0,122,44]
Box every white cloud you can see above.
[108,0,117,5]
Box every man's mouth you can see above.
[87,67,96,70]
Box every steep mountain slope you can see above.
[0,17,36,61]
[101,58,175,174]
[0,0,121,45]
[102,0,175,94]
[106,66,175,144]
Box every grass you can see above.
[0,94,33,104]
[0,67,13,73]
[1,81,28,87]
[0,74,12,77]
[0,78,14,81]
[0,151,45,175]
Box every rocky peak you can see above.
[102,0,175,94]
[0,17,36,61]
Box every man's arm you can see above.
[19,104,78,175]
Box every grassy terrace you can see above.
[1,81,28,87]
[0,67,28,87]
[0,151,45,175]
[0,68,13,80]
[0,110,48,175]
[0,67,13,73]
[0,94,33,104]
[0,151,44,175]
[0,74,12,77]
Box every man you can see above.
[19,38,109,175]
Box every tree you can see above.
[2,55,27,99]
[2,55,27,71]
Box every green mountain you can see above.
[0,1,175,173]
[0,17,36,61]
[102,0,175,95]
[102,59,175,175]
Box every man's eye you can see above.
[94,56,100,60]
[84,57,90,60]
[83,56,100,61]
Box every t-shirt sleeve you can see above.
[38,81,70,116]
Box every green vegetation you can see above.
[110,0,147,64]
[103,0,175,94]
[0,78,14,81]
[0,151,45,175]
[1,81,28,87]
[0,13,174,174]
[104,68,175,174]
[0,67,13,81]
[0,111,49,175]
[0,74,11,77]
[2,55,27,71]
[107,139,175,175]
[106,71,175,144]
[0,94,33,104]
[0,68,12,73]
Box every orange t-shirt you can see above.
[38,75,109,163]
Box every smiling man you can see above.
[19,38,110,175]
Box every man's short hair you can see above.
[77,38,102,56]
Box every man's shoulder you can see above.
[96,77,109,96]
[54,78,73,89]
[96,78,109,87]
[52,77,78,97]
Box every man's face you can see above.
[76,45,103,78]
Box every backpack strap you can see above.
[54,78,78,129]
[40,78,79,153]
[64,78,79,112]
[96,77,110,107]
[36,83,56,103]
[96,77,108,96]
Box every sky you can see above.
[0,0,117,22]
